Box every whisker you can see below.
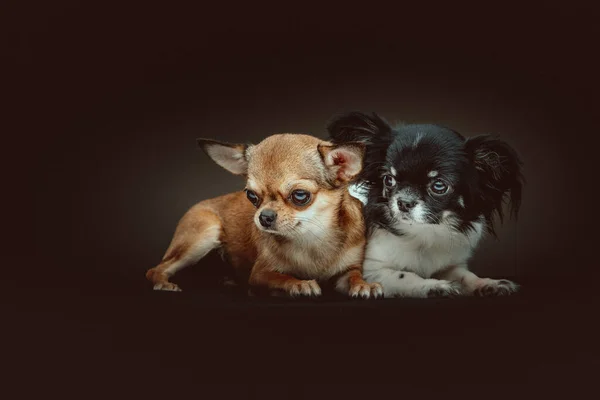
[290,219,327,242]
[293,217,328,231]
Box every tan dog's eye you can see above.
[290,190,311,206]
[245,189,261,207]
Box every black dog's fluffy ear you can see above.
[465,135,524,231]
[327,111,392,144]
[327,112,394,185]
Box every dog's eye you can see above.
[245,189,261,207]
[383,175,396,188]
[430,180,449,195]
[290,190,311,206]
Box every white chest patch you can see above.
[363,219,484,278]
[348,183,369,205]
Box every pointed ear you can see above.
[318,142,366,186]
[197,138,250,175]
[326,111,392,144]
[465,135,524,221]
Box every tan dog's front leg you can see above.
[335,267,383,299]
[249,263,322,297]
[438,265,519,296]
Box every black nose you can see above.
[259,209,277,228]
[398,199,417,212]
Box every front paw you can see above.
[285,279,322,297]
[349,282,383,299]
[474,279,520,297]
[426,280,462,298]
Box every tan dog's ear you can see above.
[197,138,250,175]
[318,142,366,185]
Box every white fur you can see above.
[427,170,438,178]
[410,201,427,223]
[365,269,461,298]
[363,216,485,297]
[438,265,520,296]
[349,183,369,205]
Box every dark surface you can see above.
[7,2,600,398]
[5,272,600,397]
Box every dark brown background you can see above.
[7,2,600,397]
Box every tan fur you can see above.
[146,133,381,298]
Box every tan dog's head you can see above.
[198,134,365,240]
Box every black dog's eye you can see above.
[245,189,261,207]
[430,180,449,195]
[290,190,311,206]
[383,175,396,188]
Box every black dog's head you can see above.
[327,112,524,236]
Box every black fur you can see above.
[327,112,393,187]
[328,112,524,237]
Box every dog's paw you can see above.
[426,280,462,298]
[474,279,519,297]
[349,282,383,299]
[153,282,182,292]
[286,280,322,297]
[369,282,384,299]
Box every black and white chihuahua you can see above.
[328,112,524,298]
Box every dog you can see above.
[145,133,383,298]
[328,112,524,298]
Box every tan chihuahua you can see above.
[145,133,382,298]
